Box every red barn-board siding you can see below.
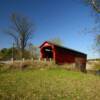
[39,41,87,71]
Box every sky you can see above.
[0,0,99,59]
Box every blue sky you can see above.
[0,0,99,59]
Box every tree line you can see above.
[0,44,39,61]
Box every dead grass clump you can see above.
[0,60,86,72]
[7,61,32,70]
[60,63,76,71]
[93,62,100,70]
[31,60,57,69]
[2,60,57,70]
[87,60,100,70]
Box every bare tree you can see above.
[91,0,100,13]
[5,13,34,58]
[95,34,100,54]
[28,43,40,59]
[83,0,100,55]
[85,0,100,13]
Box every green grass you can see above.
[0,68,100,100]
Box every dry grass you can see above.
[0,67,100,100]
[0,60,83,72]
[87,60,100,70]
[0,60,100,99]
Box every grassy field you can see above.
[0,63,100,100]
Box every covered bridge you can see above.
[39,41,87,72]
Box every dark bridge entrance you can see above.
[40,46,53,60]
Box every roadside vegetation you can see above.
[87,59,100,70]
[0,61,100,100]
